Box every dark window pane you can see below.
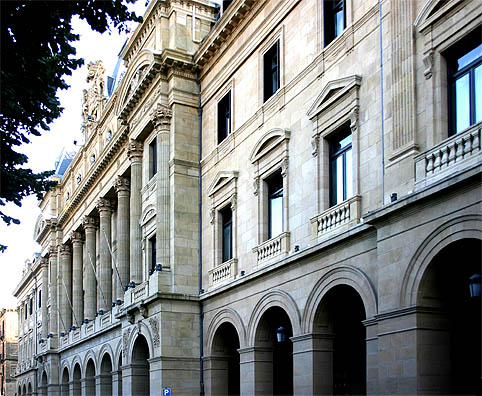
[218,91,231,143]
[221,207,232,262]
[268,171,283,239]
[149,138,157,178]
[149,236,156,271]
[264,41,280,102]
[330,129,353,206]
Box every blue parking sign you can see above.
[163,388,171,396]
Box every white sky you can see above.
[0,2,148,308]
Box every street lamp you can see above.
[276,326,286,343]
[469,273,481,297]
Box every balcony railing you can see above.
[253,232,290,266]
[415,123,481,190]
[310,195,361,239]
[209,259,237,287]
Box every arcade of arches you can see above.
[16,238,481,395]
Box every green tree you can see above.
[0,1,142,251]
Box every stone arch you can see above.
[247,289,301,345]
[140,204,156,227]
[83,351,98,377]
[60,359,71,382]
[22,384,26,396]
[113,339,123,370]
[207,307,247,353]
[71,355,82,376]
[249,128,290,164]
[98,343,115,369]
[127,322,154,364]
[400,214,482,307]
[61,366,70,396]
[27,382,32,395]
[39,370,48,396]
[302,265,377,333]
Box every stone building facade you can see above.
[1,309,18,396]
[15,0,481,395]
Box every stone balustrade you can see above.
[415,123,481,190]
[253,232,290,266]
[310,195,361,239]
[209,259,237,287]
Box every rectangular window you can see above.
[220,206,233,263]
[149,137,157,179]
[263,40,280,102]
[149,235,156,272]
[38,290,41,308]
[29,298,33,315]
[324,0,345,47]
[218,91,231,144]
[330,129,353,206]
[447,27,482,135]
[267,171,283,239]
[24,304,27,320]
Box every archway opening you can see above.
[85,359,96,395]
[22,384,26,396]
[131,335,150,396]
[418,238,481,394]
[18,386,22,396]
[61,367,69,396]
[210,322,240,395]
[73,363,81,396]
[314,284,366,395]
[100,353,113,396]
[117,354,123,396]
[40,371,48,396]
[27,383,32,396]
[254,306,293,395]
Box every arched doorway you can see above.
[40,371,48,396]
[209,322,240,395]
[313,284,366,395]
[27,383,32,396]
[254,306,293,395]
[22,384,26,396]
[417,238,481,394]
[61,367,69,396]
[131,335,150,396]
[73,363,81,396]
[100,353,113,396]
[84,359,96,396]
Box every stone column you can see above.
[127,140,143,285]
[82,216,97,320]
[238,347,273,395]
[48,246,59,338]
[112,369,123,396]
[291,333,334,395]
[114,176,130,298]
[71,232,84,327]
[59,244,72,331]
[150,104,172,270]
[40,257,49,339]
[97,198,113,310]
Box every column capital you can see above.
[60,244,71,257]
[70,231,84,245]
[96,198,113,215]
[127,139,143,163]
[48,245,58,258]
[114,176,130,194]
[150,103,172,132]
[82,216,98,231]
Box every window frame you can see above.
[217,90,232,144]
[148,136,157,179]
[148,234,156,272]
[329,127,353,207]
[324,0,346,47]
[266,170,284,239]
[446,27,482,136]
[263,40,280,103]
[220,205,233,263]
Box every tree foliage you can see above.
[0,1,142,251]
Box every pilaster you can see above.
[96,198,113,310]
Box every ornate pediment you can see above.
[208,171,238,197]
[249,128,290,164]
[307,75,361,120]
[414,0,463,33]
